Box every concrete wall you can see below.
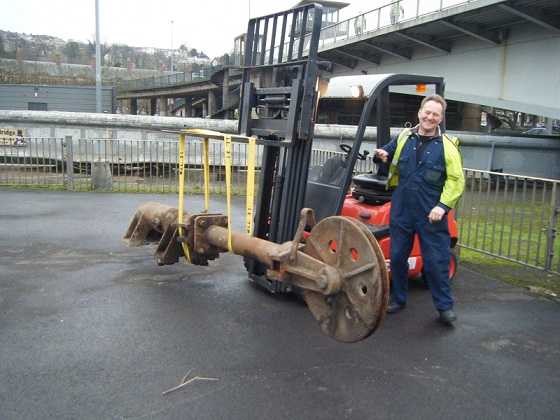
[1,110,558,180]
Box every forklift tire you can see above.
[421,248,459,285]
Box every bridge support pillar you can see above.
[207,91,215,118]
[222,70,229,119]
[460,103,482,131]
[184,97,193,117]
[158,97,168,116]
[130,99,138,115]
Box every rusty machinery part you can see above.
[302,216,390,343]
[123,202,180,247]
[124,203,389,342]
[122,202,220,266]
[201,225,342,296]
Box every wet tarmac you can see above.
[1,189,559,419]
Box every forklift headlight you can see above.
[350,84,364,98]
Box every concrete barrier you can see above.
[91,159,112,190]
[1,110,559,180]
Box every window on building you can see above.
[28,102,48,111]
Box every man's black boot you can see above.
[439,309,457,324]
[387,300,406,313]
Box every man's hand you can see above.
[374,149,389,163]
[428,206,446,223]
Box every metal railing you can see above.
[251,0,477,65]
[117,65,223,93]
[455,169,559,273]
[1,137,372,194]
[1,137,67,188]
[1,136,558,274]
[0,136,262,194]
[311,0,477,49]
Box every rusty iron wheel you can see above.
[302,216,389,343]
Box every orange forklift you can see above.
[123,3,459,342]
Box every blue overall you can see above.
[382,130,454,311]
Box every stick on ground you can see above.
[162,369,219,395]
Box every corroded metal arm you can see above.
[123,202,389,342]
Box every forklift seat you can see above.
[352,173,388,190]
[319,155,347,185]
[351,173,394,204]
[309,155,347,186]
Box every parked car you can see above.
[523,127,548,135]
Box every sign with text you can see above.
[0,128,27,146]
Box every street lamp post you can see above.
[170,20,174,72]
[95,0,101,113]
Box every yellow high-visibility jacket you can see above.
[385,126,465,210]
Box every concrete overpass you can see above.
[317,0,560,120]
[117,0,560,121]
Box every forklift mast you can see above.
[238,3,328,292]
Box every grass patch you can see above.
[0,184,67,191]
[459,248,560,302]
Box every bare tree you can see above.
[110,44,135,67]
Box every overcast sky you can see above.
[0,0,376,58]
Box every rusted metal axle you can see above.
[123,202,342,294]
[123,201,389,342]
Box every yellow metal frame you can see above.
[178,129,257,258]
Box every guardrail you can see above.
[1,136,558,274]
[0,136,260,194]
[315,0,477,49]
[455,169,559,274]
[117,65,223,93]
[253,0,477,65]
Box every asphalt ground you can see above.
[1,189,559,419]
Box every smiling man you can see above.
[373,94,465,325]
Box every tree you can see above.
[0,35,6,58]
[87,38,109,65]
[493,109,520,129]
[14,35,30,60]
[109,43,134,67]
[35,38,51,60]
[134,52,151,70]
[63,41,81,63]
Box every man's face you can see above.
[417,100,444,135]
